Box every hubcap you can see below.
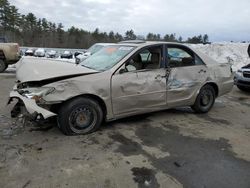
[201,94,209,105]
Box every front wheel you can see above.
[191,85,215,113]
[57,97,103,135]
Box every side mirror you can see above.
[119,61,130,74]
[119,68,127,74]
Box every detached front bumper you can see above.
[8,91,57,120]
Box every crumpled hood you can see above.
[16,57,98,82]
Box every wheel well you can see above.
[66,94,107,117]
[205,82,219,97]
[51,94,107,120]
[0,50,6,60]
[81,94,107,116]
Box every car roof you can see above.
[118,40,189,47]
[95,43,115,46]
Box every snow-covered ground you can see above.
[5,43,250,73]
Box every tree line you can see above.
[0,0,209,49]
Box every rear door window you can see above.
[167,47,194,67]
[167,46,204,67]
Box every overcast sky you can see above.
[9,0,250,42]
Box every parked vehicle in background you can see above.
[9,41,234,135]
[234,64,250,91]
[61,51,73,59]
[25,49,35,56]
[75,43,114,64]
[0,37,7,43]
[0,42,21,72]
[34,48,46,57]
[47,50,57,58]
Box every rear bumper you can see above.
[8,91,56,120]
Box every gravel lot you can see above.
[0,73,250,188]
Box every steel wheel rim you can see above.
[69,106,97,133]
[200,89,213,107]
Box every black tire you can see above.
[237,85,250,92]
[57,97,103,135]
[0,59,7,73]
[191,85,215,113]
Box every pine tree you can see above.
[124,29,136,40]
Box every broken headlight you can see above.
[19,87,55,102]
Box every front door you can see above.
[111,45,168,116]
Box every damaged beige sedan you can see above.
[9,41,234,135]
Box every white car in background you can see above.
[61,50,73,59]
[75,43,114,64]
[24,49,35,56]
[47,50,57,58]
[34,48,46,57]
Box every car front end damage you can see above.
[8,84,57,122]
[8,57,101,123]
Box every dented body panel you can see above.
[112,68,167,116]
[9,42,234,122]
[167,65,208,107]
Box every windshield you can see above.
[87,44,104,54]
[80,45,134,71]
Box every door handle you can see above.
[198,69,207,73]
[155,74,168,80]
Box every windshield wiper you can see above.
[81,64,93,69]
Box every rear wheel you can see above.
[192,85,215,113]
[57,97,103,135]
[0,59,7,73]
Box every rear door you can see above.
[166,45,208,107]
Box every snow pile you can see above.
[190,43,250,71]
[4,64,16,73]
